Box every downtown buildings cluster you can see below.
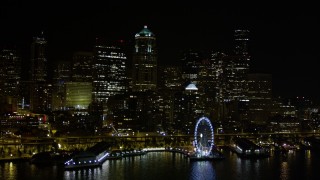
[0,26,319,137]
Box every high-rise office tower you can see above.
[173,83,204,134]
[0,49,21,96]
[180,49,202,86]
[234,29,250,56]
[233,29,250,98]
[155,65,183,132]
[160,66,182,91]
[51,61,72,111]
[247,73,272,124]
[197,51,229,121]
[31,32,47,82]
[206,52,227,103]
[224,29,250,101]
[132,25,157,92]
[224,29,250,125]
[72,51,93,82]
[0,49,21,113]
[93,40,128,108]
[30,32,51,112]
[65,82,92,111]
[208,30,251,125]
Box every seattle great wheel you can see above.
[194,117,214,157]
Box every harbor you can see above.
[1,147,320,180]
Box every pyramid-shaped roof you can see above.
[135,25,155,37]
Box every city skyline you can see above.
[1,2,319,103]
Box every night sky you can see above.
[1,1,319,103]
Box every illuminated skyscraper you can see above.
[173,83,204,134]
[65,82,92,110]
[72,51,93,82]
[206,30,251,124]
[206,52,227,103]
[180,49,202,85]
[159,65,182,91]
[247,73,272,124]
[132,25,157,92]
[51,61,71,111]
[233,29,250,97]
[30,32,51,112]
[224,29,250,101]
[0,49,21,113]
[234,29,250,56]
[0,49,21,96]
[93,40,128,107]
[31,32,47,82]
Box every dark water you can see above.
[1,149,319,180]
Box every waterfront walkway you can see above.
[0,154,31,162]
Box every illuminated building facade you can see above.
[30,33,51,112]
[227,29,250,101]
[51,61,71,111]
[72,51,93,82]
[132,25,157,92]
[106,91,166,132]
[159,66,182,91]
[173,83,204,134]
[197,55,216,95]
[31,32,47,82]
[158,66,183,130]
[180,49,202,85]
[30,83,52,113]
[234,29,250,56]
[0,49,21,113]
[247,73,273,124]
[197,52,225,120]
[211,30,251,126]
[65,82,92,110]
[206,52,227,103]
[221,29,250,102]
[93,41,128,106]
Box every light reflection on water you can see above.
[63,152,190,180]
[189,161,216,180]
[0,149,319,180]
[64,152,216,180]
[280,161,289,180]
[0,162,16,180]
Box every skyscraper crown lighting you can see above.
[135,25,155,37]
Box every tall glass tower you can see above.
[30,32,51,112]
[93,40,128,106]
[31,32,47,82]
[0,49,21,97]
[234,29,250,56]
[225,29,250,101]
[0,49,21,113]
[72,51,93,82]
[132,25,157,92]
